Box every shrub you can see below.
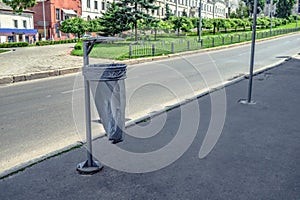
[74,42,82,50]
[35,39,78,46]
[0,42,28,48]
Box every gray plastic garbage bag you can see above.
[92,80,126,143]
[85,64,126,144]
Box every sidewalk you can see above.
[0,43,112,84]
[0,57,299,199]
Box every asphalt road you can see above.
[0,33,299,175]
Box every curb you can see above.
[1,31,299,85]
[0,67,81,85]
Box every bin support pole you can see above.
[77,40,103,174]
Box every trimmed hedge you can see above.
[36,38,81,46]
[0,42,29,48]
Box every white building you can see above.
[81,0,236,20]
[0,0,37,43]
[81,0,111,20]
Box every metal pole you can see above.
[247,0,258,103]
[198,0,202,43]
[270,0,273,35]
[42,0,47,40]
[83,41,93,167]
[77,41,102,174]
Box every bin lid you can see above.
[83,36,124,43]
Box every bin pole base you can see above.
[238,99,256,105]
[76,160,103,175]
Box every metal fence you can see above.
[128,28,300,59]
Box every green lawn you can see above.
[71,22,300,60]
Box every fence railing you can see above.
[128,28,300,59]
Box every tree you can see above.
[164,3,174,21]
[170,16,193,36]
[275,0,296,18]
[60,17,88,38]
[98,2,130,36]
[157,19,174,33]
[242,0,266,16]
[3,0,36,13]
[116,0,159,41]
[87,19,101,33]
[149,19,160,40]
[235,1,250,18]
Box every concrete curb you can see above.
[0,31,299,85]
[0,67,81,85]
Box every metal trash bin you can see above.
[83,64,127,144]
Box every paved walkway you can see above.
[0,57,299,199]
[0,44,112,77]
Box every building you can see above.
[0,0,37,43]
[157,0,228,18]
[81,0,111,20]
[81,0,235,20]
[29,0,82,41]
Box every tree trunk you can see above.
[154,28,157,41]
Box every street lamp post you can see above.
[239,0,258,104]
[42,0,46,40]
[198,0,202,43]
[268,0,273,35]
[246,0,258,103]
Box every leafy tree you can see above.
[60,17,88,38]
[229,19,238,31]
[170,16,193,36]
[164,3,174,20]
[202,18,213,30]
[116,0,159,41]
[275,0,296,18]
[149,19,160,40]
[87,19,101,33]
[242,0,266,15]
[3,0,36,13]
[211,19,225,34]
[98,2,129,36]
[235,1,250,18]
[157,19,174,33]
[223,20,231,33]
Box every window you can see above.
[56,8,60,20]
[152,9,155,15]
[94,1,98,10]
[101,1,105,10]
[13,20,18,28]
[157,8,160,16]
[23,20,27,28]
[161,7,164,16]
[87,0,91,8]
[106,1,110,9]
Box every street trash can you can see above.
[83,63,127,144]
